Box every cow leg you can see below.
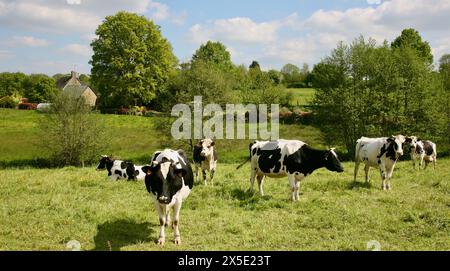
[202,169,207,185]
[433,156,436,169]
[249,168,257,193]
[256,175,265,196]
[379,168,387,190]
[173,201,182,245]
[364,164,370,183]
[386,166,394,190]
[353,161,360,182]
[156,204,166,245]
[210,169,215,184]
[288,174,297,201]
[194,164,200,183]
[165,210,171,228]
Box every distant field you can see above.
[0,160,448,250]
[0,108,326,166]
[282,88,316,107]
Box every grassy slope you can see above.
[0,108,326,165]
[0,160,448,251]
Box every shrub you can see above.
[0,96,17,108]
[39,92,109,167]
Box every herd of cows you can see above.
[95,136,437,245]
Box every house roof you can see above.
[62,85,92,98]
[56,75,72,89]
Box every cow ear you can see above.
[417,138,421,142]
[210,141,215,146]
[387,137,395,143]
[141,166,152,175]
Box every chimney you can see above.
[71,71,78,79]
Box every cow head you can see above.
[142,158,187,204]
[96,155,113,171]
[387,135,404,157]
[324,148,344,173]
[404,136,419,153]
[198,138,215,158]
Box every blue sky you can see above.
[0,0,449,75]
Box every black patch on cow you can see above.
[255,147,282,174]
[124,162,137,180]
[114,170,122,177]
[422,141,434,156]
[193,145,205,163]
[378,139,398,161]
[415,143,424,154]
[120,161,127,169]
[283,145,344,175]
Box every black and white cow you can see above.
[141,149,194,245]
[193,138,218,185]
[96,155,147,181]
[404,136,437,169]
[354,135,405,190]
[244,139,344,201]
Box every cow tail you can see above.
[236,142,255,170]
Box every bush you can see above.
[39,92,109,167]
[0,96,17,108]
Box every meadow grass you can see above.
[0,159,448,251]
[281,88,316,107]
[0,108,326,165]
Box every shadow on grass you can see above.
[347,181,372,190]
[0,158,55,169]
[92,219,156,251]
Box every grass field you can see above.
[282,88,315,107]
[0,160,448,251]
[0,108,326,165]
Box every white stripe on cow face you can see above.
[330,149,338,158]
[160,162,171,179]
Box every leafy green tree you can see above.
[22,74,58,103]
[191,41,233,72]
[90,11,177,110]
[0,72,27,97]
[281,63,300,75]
[391,28,433,64]
[312,36,446,155]
[267,69,282,85]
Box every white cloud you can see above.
[0,0,184,35]
[66,0,81,5]
[0,36,50,47]
[367,0,382,4]
[60,44,92,57]
[189,14,299,45]
[0,50,14,60]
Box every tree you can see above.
[22,74,58,103]
[40,92,109,167]
[0,72,27,97]
[267,69,281,85]
[191,41,233,72]
[280,63,300,75]
[312,36,446,155]
[391,28,433,64]
[90,11,177,110]
[249,61,261,71]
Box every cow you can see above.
[239,139,344,201]
[404,136,437,169]
[354,135,405,190]
[141,149,194,245]
[193,138,218,185]
[96,155,147,181]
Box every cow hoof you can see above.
[157,238,165,246]
[174,237,181,245]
